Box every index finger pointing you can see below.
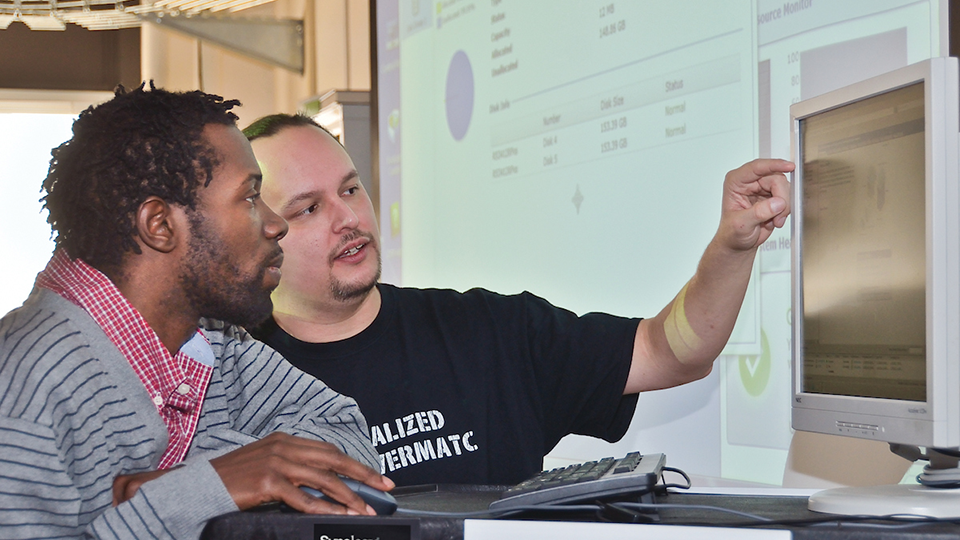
[745,158,795,178]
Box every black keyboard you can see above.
[488,452,665,510]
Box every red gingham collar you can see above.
[35,250,213,468]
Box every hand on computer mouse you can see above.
[209,432,394,515]
[300,479,398,516]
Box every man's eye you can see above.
[295,204,318,217]
[246,192,261,204]
[344,186,359,196]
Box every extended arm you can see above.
[624,158,794,394]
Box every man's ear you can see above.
[135,196,185,254]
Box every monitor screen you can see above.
[799,82,926,403]
[792,58,960,450]
[791,57,960,516]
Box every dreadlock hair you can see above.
[42,83,241,274]
[242,112,340,145]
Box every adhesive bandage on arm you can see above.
[663,283,704,364]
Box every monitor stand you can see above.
[809,448,960,518]
[808,484,960,518]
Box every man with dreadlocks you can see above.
[0,85,393,539]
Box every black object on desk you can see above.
[202,485,501,540]
[203,485,960,540]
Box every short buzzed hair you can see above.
[242,113,337,143]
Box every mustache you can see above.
[263,246,284,270]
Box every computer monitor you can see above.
[791,57,960,517]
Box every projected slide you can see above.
[375,0,942,484]
[395,1,755,314]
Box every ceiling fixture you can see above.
[0,0,277,31]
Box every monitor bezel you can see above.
[790,57,960,449]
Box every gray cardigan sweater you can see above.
[0,288,379,539]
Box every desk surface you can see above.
[201,485,960,540]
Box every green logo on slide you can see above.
[738,329,771,397]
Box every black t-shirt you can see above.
[252,284,640,486]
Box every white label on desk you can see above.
[464,519,792,539]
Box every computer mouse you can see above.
[300,479,398,516]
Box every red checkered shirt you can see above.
[36,250,214,469]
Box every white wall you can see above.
[0,90,112,315]
[142,0,371,128]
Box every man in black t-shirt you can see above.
[243,114,794,486]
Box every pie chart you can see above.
[445,50,474,141]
